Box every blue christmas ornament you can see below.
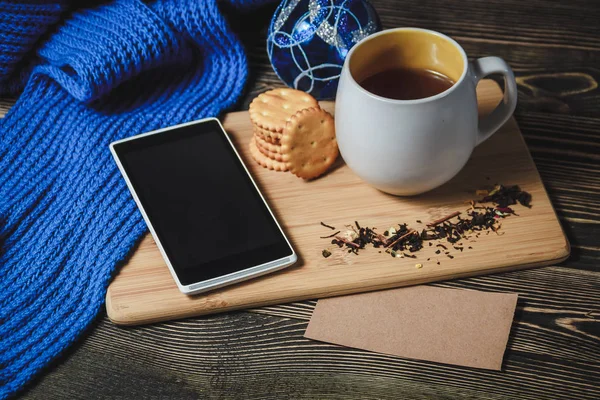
[267,0,381,99]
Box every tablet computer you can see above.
[110,118,297,295]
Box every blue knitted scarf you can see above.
[0,1,273,397]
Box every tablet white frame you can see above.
[110,117,297,295]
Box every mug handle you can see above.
[471,56,518,146]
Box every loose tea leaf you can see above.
[319,184,532,262]
[334,236,360,248]
[480,184,532,208]
[322,249,332,258]
[386,229,417,249]
[320,230,341,239]
[427,211,461,227]
[320,221,336,230]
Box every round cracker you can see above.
[249,88,319,133]
[281,107,338,180]
[254,125,282,144]
[249,137,288,172]
[255,133,282,154]
[256,137,285,161]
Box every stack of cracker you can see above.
[248,88,338,180]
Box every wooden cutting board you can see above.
[106,80,569,325]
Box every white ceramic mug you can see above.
[335,28,517,195]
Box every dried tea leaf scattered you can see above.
[480,184,532,208]
[320,230,340,239]
[320,221,336,230]
[319,184,532,264]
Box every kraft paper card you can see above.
[304,286,518,370]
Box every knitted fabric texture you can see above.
[0,0,273,397]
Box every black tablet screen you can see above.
[113,119,293,286]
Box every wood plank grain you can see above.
[21,308,600,400]
[253,266,600,319]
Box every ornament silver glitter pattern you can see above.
[267,0,381,99]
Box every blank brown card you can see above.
[304,286,518,370]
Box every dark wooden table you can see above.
[20,1,600,398]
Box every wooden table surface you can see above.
[20,1,600,399]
